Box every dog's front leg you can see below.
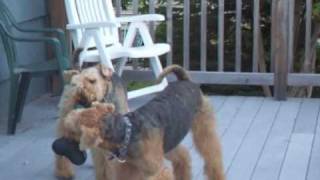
[91,148,115,180]
[55,86,80,179]
[135,131,173,180]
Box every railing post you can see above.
[183,0,190,69]
[166,0,173,66]
[272,0,289,100]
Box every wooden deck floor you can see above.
[0,95,320,180]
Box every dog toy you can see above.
[52,137,87,165]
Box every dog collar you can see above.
[74,104,89,109]
[108,116,132,163]
[103,76,115,103]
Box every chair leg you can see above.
[7,75,19,135]
[14,73,31,124]
[52,71,64,96]
[117,57,128,76]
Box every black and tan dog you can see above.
[62,65,225,180]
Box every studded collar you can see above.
[107,116,132,163]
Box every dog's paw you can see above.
[54,166,74,180]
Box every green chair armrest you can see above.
[0,21,70,72]
[13,24,64,34]
[11,23,68,57]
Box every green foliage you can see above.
[121,0,318,73]
[127,81,154,91]
[313,2,320,20]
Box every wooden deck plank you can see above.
[294,98,320,134]
[279,133,314,180]
[1,96,320,180]
[226,98,281,180]
[0,123,56,179]
[180,95,227,179]
[35,151,95,180]
[0,123,54,164]
[208,95,227,112]
[216,96,246,137]
[278,98,320,180]
[251,99,302,180]
[306,101,320,180]
[221,97,264,170]
[181,133,205,179]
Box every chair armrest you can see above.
[0,21,70,70]
[116,14,165,23]
[67,22,118,30]
[11,23,68,57]
[12,23,64,34]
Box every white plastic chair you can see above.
[64,0,170,99]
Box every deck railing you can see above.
[116,0,320,100]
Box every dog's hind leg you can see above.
[191,97,225,180]
[165,145,191,180]
[135,130,169,179]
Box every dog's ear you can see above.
[98,64,113,79]
[63,70,80,84]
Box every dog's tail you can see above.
[156,65,190,83]
[72,48,84,69]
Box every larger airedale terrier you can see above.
[62,65,225,180]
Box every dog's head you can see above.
[64,102,116,150]
[64,64,113,104]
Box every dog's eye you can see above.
[88,79,96,84]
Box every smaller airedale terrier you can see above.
[63,65,225,180]
[54,63,130,180]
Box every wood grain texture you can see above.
[279,134,314,180]
[183,0,190,69]
[235,0,242,72]
[200,0,207,71]
[272,0,288,100]
[218,0,224,71]
[1,96,320,180]
[166,0,173,66]
[227,99,281,180]
[252,0,260,72]
[251,99,302,180]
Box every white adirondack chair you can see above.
[64,0,170,99]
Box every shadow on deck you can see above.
[0,95,320,180]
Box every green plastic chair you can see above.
[0,1,70,135]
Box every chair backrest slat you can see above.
[65,0,119,48]
[0,0,17,72]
